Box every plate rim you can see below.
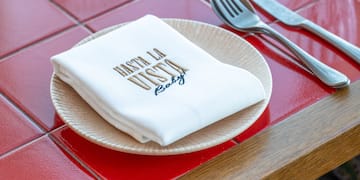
[50,18,272,155]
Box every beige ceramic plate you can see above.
[50,19,272,155]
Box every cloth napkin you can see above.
[51,15,266,146]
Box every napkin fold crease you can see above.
[51,15,266,146]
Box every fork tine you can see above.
[222,0,238,17]
[212,0,234,18]
[218,0,236,17]
[232,0,257,13]
[226,0,243,14]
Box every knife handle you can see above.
[260,23,349,88]
[301,20,360,64]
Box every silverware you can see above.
[253,0,360,65]
[210,0,350,88]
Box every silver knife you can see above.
[253,0,360,64]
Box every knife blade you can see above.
[253,0,360,64]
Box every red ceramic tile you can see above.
[251,0,318,23]
[259,0,360,82]
[0,95,43,155]
[198,0,318,28]
[277,0,318,9]
[52,127,236,180]
[53,0,131,21]
[86,0,223,32]
[0,27,90,131]
[0,0,75,58]
[0,136,95,179]
[298,0,360,77]
[241,35,332,125]
[234,34,332,141]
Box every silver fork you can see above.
[211,0,350,88]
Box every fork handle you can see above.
[301,20,360,64]
[260,23,350,88]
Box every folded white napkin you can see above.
[51,15,265,146]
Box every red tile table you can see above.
[0,0,359,179]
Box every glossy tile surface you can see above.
[86,0,223,31]
[251,0,319,23]
[52,127,236,180]
[239,35,332,129]
[298,0,360,75]
[0,27,90,130]
[0,0,74,58]
[257,0,360,82]
[53,0,131,21]
[0,95,43,155]
[0,0,359,179]
[0,136,94,179]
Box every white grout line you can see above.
[0,24,80,62]
[48,131,102,179]
[0,134,47,158]
[0,128,102,179]
[0,93,102,177]
[0,92,48,133]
